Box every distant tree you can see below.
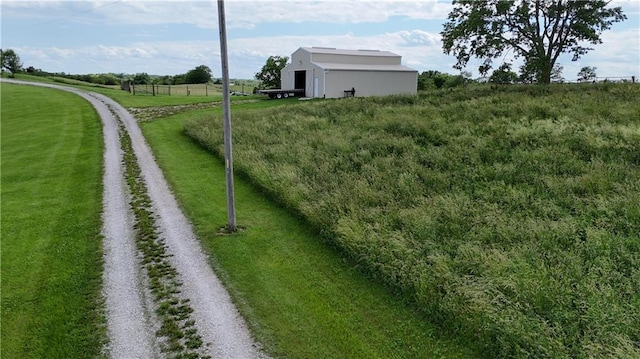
[172,73,187,85]
[577,66,597,82]
[460,70,473,86]
[490,63,519,84]
[418,70,441,90]
[95,73,119,85]
[255,55,289,89]
[159,75,173,85]
[551,64,565,83]
[133,72,151,84]
[1,49,23,77]
[444,73,467,88]
[441,0,626,84]
[418,70,474,90]
[185,65,213,84]
[434,74,448,89]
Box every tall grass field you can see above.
[185,84,640,358]
[142,104,478,358]
[1,83,105,358]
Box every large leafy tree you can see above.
[441,0,626,84]
[1,48,23,77]
[185,65,213,84]
[255,55,288,89]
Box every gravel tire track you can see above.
[3,80,267,358]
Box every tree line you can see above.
[0,50,215,86]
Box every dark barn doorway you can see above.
[294,70,306,96]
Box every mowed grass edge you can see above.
[1,83,106,358]
[140,105,479,358]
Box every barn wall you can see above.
[280,48,312,91]
[282,65,325,98]
[324,70,417,98]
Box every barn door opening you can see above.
[294,70,306,96]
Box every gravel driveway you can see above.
[4,80,267,358]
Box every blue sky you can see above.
[1,0,638,81]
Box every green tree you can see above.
[520,62,564,83]
[418,70,442,90]
[185,65,213,84]
[489,63,519,84]
[172,73,187,85]
[418,70,473,90]
[441,0,626,84]
[255,55,288,89]
[550,64,565,83]
[577,66,597,82]
[1,49,23,77]
[133,72,151,84]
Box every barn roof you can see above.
[302,47,401,58]
[313,62,417,72]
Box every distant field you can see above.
[11,74,262,108]
[45,75,254,97]
[185,84,640,358]
[1,83,105,358]
[129,83,222,96]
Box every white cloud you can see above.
[568,27,640,80]
[610,0,640,16]
[2,0,451,29]
[224,1,452,29]
[16,29,455,77]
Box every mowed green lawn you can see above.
[1,83,105,358]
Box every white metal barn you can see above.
[280,47,418,99]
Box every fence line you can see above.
[563,75,637,84]
[125,83,224,96]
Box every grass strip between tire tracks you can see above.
[111,105,210,359]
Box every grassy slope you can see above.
[184,84,640,358]
[1,84,105,357]
[141,106,478,358]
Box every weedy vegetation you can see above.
[142,103,477,358]
[185,83,640,358]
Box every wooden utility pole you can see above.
[217,0,237,232]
